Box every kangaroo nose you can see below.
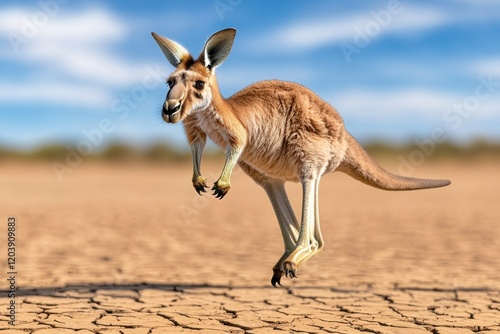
[163,100,181,115]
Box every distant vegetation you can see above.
[0,140,499,162]
[0,142,210,162]
[363,139,500,161]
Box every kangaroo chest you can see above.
[195,108,231,149]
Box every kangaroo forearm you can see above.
[190,139,206,180]
[218,145,242,183]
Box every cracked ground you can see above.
[1,160,499,333]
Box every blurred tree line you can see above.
[0,140,498,162]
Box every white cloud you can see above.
[251,2,500,54]
[330,88,500,122]
[0,6,152,90]
[445,0,500,5]
[260,14,366,51]
[331,89,456,118]
[471,58,500,77]
[0,83,111,107]
[254,5,449,53]
[217,65,315,93]
[0,6,124,43]
[389,6,449,31]
[24,42,148,86]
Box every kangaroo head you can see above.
[151,28,236,123]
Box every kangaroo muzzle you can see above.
[162,83,185,123]
[162,100,182,123]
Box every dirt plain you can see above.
[0,158,499,333]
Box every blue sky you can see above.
[1,0,499,151]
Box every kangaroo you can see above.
[151,28,451,287]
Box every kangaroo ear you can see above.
[151,32,190,67]
[201,28,236,70]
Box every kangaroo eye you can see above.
[194,81,205,90]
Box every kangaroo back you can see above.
[337,133,450,191]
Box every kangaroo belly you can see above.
[239,139,300,182]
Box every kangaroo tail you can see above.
[337,133,451,191]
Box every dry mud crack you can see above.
[2,285,500,333]
[1,162,499,333]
